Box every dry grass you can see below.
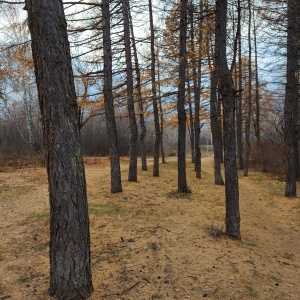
[0,156,299,299]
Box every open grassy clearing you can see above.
[0,156,299,299]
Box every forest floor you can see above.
[0,155,299,300]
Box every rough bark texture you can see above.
[129,6,147,171]
[25,0,93,298]
[149,0,160,177]
[215,0,241,239]
[122,0,138,182]
[284,0,299,197]
[177,0,189,193]
[210,68,224,185]
[102,0,122,193]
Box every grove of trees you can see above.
[0,0,299,298]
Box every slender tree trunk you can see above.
[122,0,138,182]
[284,0,298,197]
[157,54,166,164]
[253,0,260,158]
[236,0,244,170]
[25,0,93,298]
[215,0,241,239]
[149,0,160,176]
[187,74,195,164]
[190,5,202,179]
[102,0,122,193]
[210,68,224,185]
[177,0,189,193]
[128,4,147,171]
[244,0,252,177]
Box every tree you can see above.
[284,0,299,197]
[122,0,138,182]
[177,0,189,192]
[215,0,241,239]
[102,0,123,193]
[149,0,161,177]
[25,0,93,298]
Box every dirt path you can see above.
[0,156,299,299]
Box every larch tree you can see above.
[215,0,241,239]
[122,0,138,182]
[102,0,123,193]
[25,0,93,298]
[177,0,189,192]
[149,0,161,177]
[284,0,299,197]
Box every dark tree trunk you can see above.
[122,0,138,182]
[236,0,244,170]
[187,75,195,164]
[149,0,160,176]
[244,0,252,177]
[157,55,166,164]
[190,5,202,179]
[102,0,122,193]
[128,3,147,171]
[215,0,241,239]
[25,0,93,298]
[210,68,224,185]
[253,3,260,157]
[177,0,189,193]
[284,0,299,197]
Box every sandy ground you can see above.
[0,156,299,300]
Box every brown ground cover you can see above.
[0,156,299,299]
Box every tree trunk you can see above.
[102,0,122,193]
[157,54,166,164]
[215,0,241,239]
[190,4,202,179]
[236,0,244,170]
[122,0,138,182]
[210,68,224,185]
[128,3,147,171]
[149,0,160,177]
[284,0,299,197]
[187,75,195,164]
[177,0,189,193]
[244,0,252,177]
[25,0,93,298]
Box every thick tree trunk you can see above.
[129,6,147,171]
[210,68,224,185]
[102,0,122,193]
[215,0,241,239]
[122,0,138,182]
[25,1,93,298]
[149,0,160,176]
[177,0,189,193]
[284,0,299,197]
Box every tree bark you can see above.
[102,0,122,193]
[122,0,138,182]
[215,0,241,239]
[177,0,189,193]
[149,0,160,177]
[25,0,93,298]
[284,0,299,197]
